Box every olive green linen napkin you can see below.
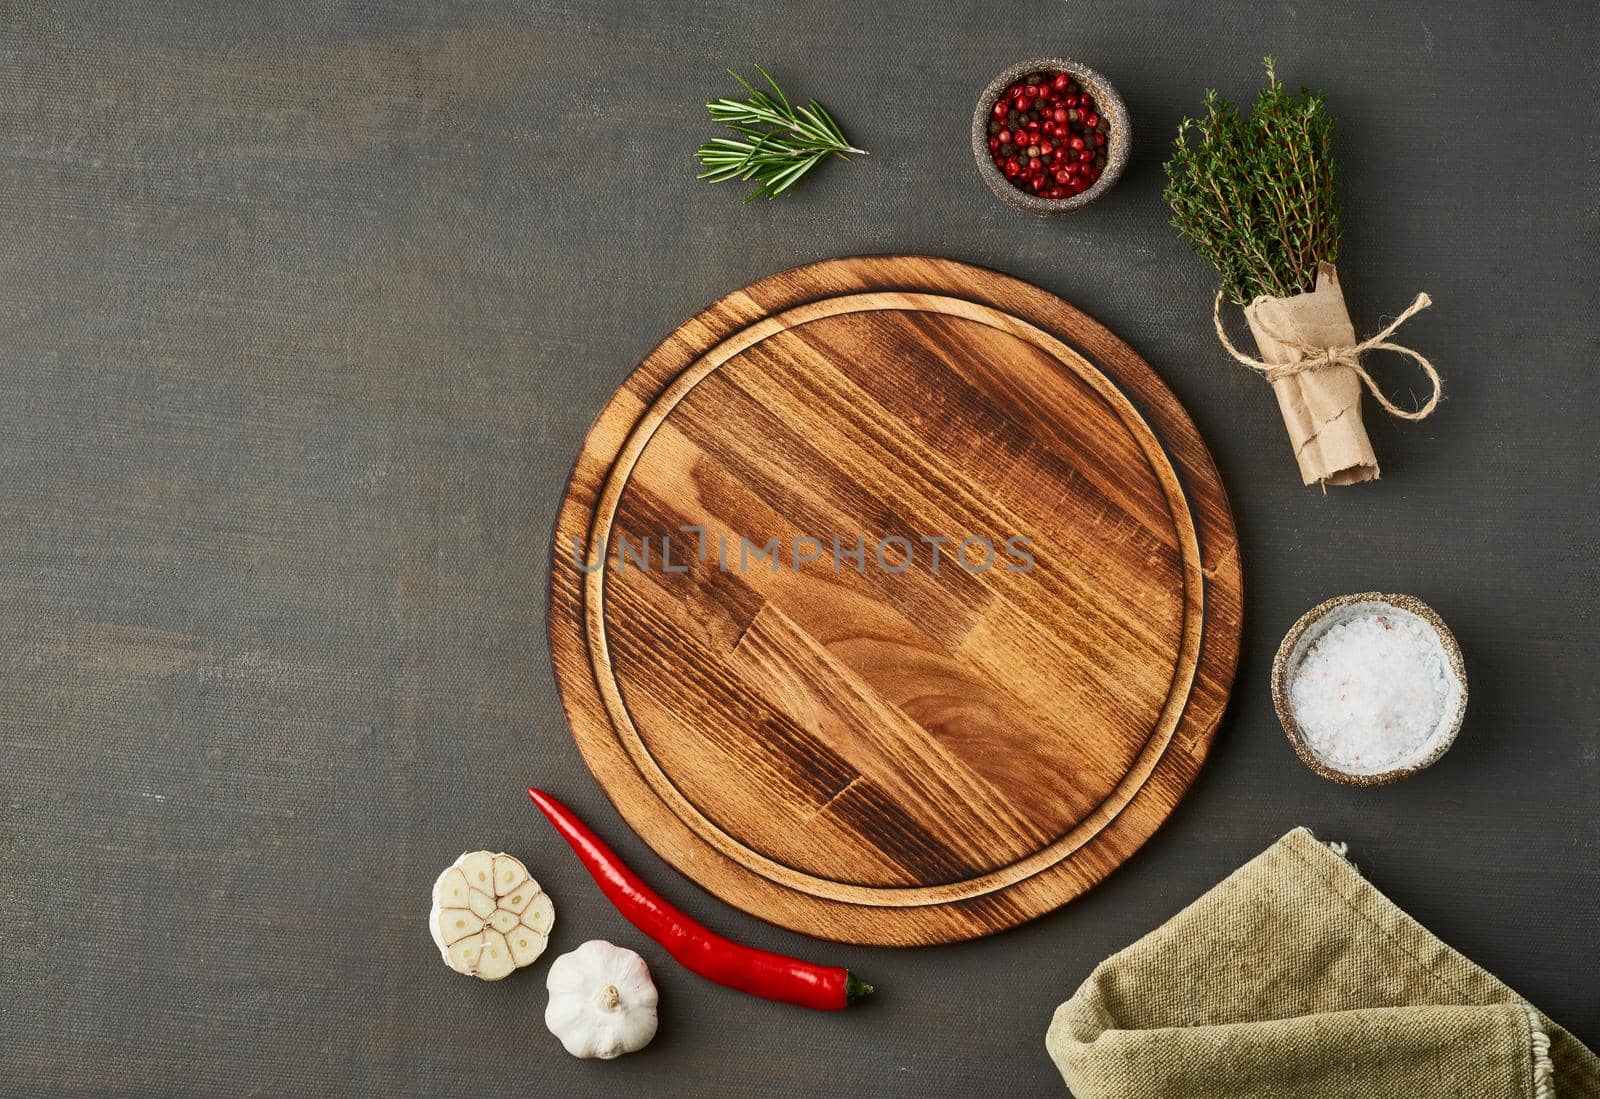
[1046,828,1599,1098]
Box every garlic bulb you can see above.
[544,940,659,1059]
[427,851,554,980]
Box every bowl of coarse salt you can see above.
[1272,593,1467,786]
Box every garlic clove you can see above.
[436,909,484,946]
[467,889,496,920]
[476,929,515,981]
[509,928,547,967]
[458,851,495,893]
[521,892,556,934]
[499,882,538,915]
[434,868,470,909]
[493,854,529,896]
[446,933,484,974]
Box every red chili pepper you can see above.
[528,788,874,1011]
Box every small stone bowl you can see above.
[971,58,1130,216]
[1272,593,1468,786]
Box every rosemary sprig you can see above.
[1163,58,1340,305]
[696,66,867,202]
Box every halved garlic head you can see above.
[428,851,554,980]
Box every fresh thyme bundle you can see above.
[1165,60,1439,487]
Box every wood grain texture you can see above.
[549,257,1243,944]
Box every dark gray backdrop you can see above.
[2,2,1596,1095]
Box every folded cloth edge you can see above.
[1281,829,1583,1097]
[1045,827,1597,1099]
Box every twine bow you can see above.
[1212,290,1441,420]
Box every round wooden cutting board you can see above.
[549,256,1241,946]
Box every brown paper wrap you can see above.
[1243,262,1377,486]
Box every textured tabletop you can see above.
[1,2,1596,1095]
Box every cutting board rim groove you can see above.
[548,255,1243,945]
[581,291,1205,906]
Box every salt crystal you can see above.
[1287,608,1452,773]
